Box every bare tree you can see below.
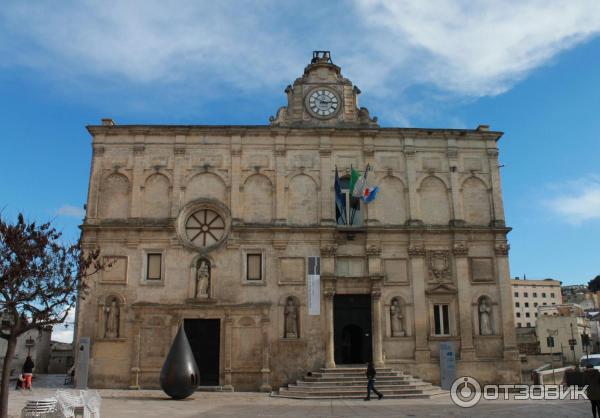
[0,213,108,418]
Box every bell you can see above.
[160,324,200,399]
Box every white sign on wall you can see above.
[308,256,320,315]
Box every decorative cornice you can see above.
[365,244,381,257]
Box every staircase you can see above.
[273,366,447,399]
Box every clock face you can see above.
[307,89,340,118]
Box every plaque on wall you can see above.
[470,258,495,283]
[384,259,408,284]
[280,258,305,284]
[101,256,128,283]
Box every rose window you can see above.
[185,209,226,248]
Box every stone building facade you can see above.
[76,52,520,390]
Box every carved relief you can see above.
[427,251,451,282]
[365,244,381,257]
[320,244,338,257]
[408,245,426,257]
[452,242,469,257]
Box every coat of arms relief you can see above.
[426,250,457,294]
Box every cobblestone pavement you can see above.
[7,375,593,418]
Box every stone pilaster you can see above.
[130,137,145,218]
[223,310,234,390]
[87,142,105,218]
[274,135,287,223]
[324,290,336,368]
[371,290,384,367]
[408,243,430,361]
[487,147,506,227]
[171,135,186,216]
[447,138,464,224]
[230,135,242,222]
[453,242,475,360]
[319,135,334,224]
[259,307,272,392]
[404,139,421,224]
[495,242,518,359]
[129,319,141,389]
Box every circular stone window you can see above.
[185,209,225,247]
[177,200,231,252]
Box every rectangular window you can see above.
[533,292,537,297]
[515,302,520,308]
[526,322,531,327]
[525,312,530,318]
[146,254,162,281]
[534,302,538,307]
[516,312,521,318]
[517,323,522,328]
[514,292,519,297]
[246,254,262,281]
[525,302,529,307]
[551,292,555,298]
[433,304,450,336]
[524,292,528,297]
[542,293,546,298]
[535,313,539,317]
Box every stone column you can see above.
[409,244,430,361]
[487,147,506,227]
[230,136,242,223]
[259,307,272,392]
[495,242,518,359]
[404,139,421,224]
[324,289,336,368]
[223,310,234,390]
[453,243,475,360]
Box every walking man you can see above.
[364,361,383,401]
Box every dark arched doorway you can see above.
[333,294,372,364]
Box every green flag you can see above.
[348,166,361,197]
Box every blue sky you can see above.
[1,1,600,341]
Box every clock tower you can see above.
[269,51,379,128]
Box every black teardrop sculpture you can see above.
[160,324,200,399]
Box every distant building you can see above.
[0,328,52,378]
[536,304,590,362]
[562,285,598,311]
[48,341,74,374]
[511,278,562,328]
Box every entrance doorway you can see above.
[184,319,220,386]
[333,294,372,364]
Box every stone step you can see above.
[274,367,445,400]
[287,383,434,392]
[297,378,423,386]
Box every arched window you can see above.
[337,175,362,226]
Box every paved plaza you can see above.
[5,375,594,418]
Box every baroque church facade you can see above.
[76,51,520,390]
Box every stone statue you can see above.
[390,299,404,337]
[105,298,120,338]
[284,298,298,338]
[195,260,210,298]
[479,298,493,335]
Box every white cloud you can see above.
[353,0,600,95]
[51,310,75,343]
[546,176,600,224]
[56,205,85,218]
[0,0,599,104]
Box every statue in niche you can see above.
[195,260,210,298]
[284,297,298,338]
[390,298,405,337]
[104,297,120,338]
[479,298,493,336]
